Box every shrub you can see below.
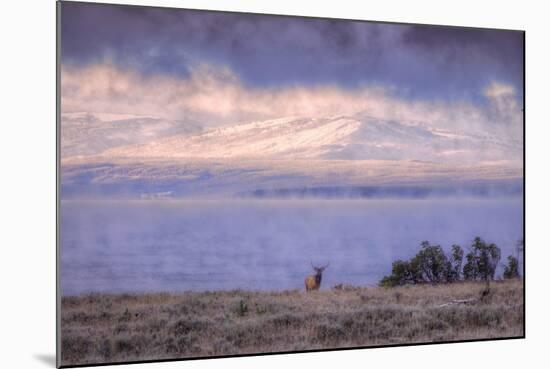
[379,259,421,287]
[237,299,248,316]
[463,237,501,282]
[379,237,501,287]
[447,244,464,282]
[503,255,520,279]
[379,241,450,287]
[412,241,449,284]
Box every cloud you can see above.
[61,2,524,99]
[61,62,522,143]
[483,81,521,126]
[61,62,385,123]
[484,81,516,99]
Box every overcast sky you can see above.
[61,2,523,99]
[59,1,524,166]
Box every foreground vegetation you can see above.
[61,279,523,366]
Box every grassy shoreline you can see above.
[61,280,523,366]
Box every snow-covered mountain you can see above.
[61,112,202,158]
[60,113,523,199]
[100,114,521,164]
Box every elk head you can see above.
[305,261,329,291]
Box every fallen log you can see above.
[436,298,477,308]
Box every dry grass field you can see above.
[60,280,523,366]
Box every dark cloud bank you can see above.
[60,2,523,102]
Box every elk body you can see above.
[305,262,329,291]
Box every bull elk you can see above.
[305,262,329,291]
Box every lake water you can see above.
[60,198,523,295]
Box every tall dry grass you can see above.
[60,280,523,366]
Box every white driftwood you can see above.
[436,298,477,308]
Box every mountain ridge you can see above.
[99,114,520,163]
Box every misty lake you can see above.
[60,198,523,295]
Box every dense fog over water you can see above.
[60,198,523,296]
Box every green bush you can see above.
[448,244,464,282]
[463,237,501,282]
[413,241,449,284]
[379,237,500,287]
[237,299,248,317]
[379,259,421,287]
[379,241,449,287]
[503,255,520,279]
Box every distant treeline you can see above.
[379,237,522,287]
[240,184,523,200]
